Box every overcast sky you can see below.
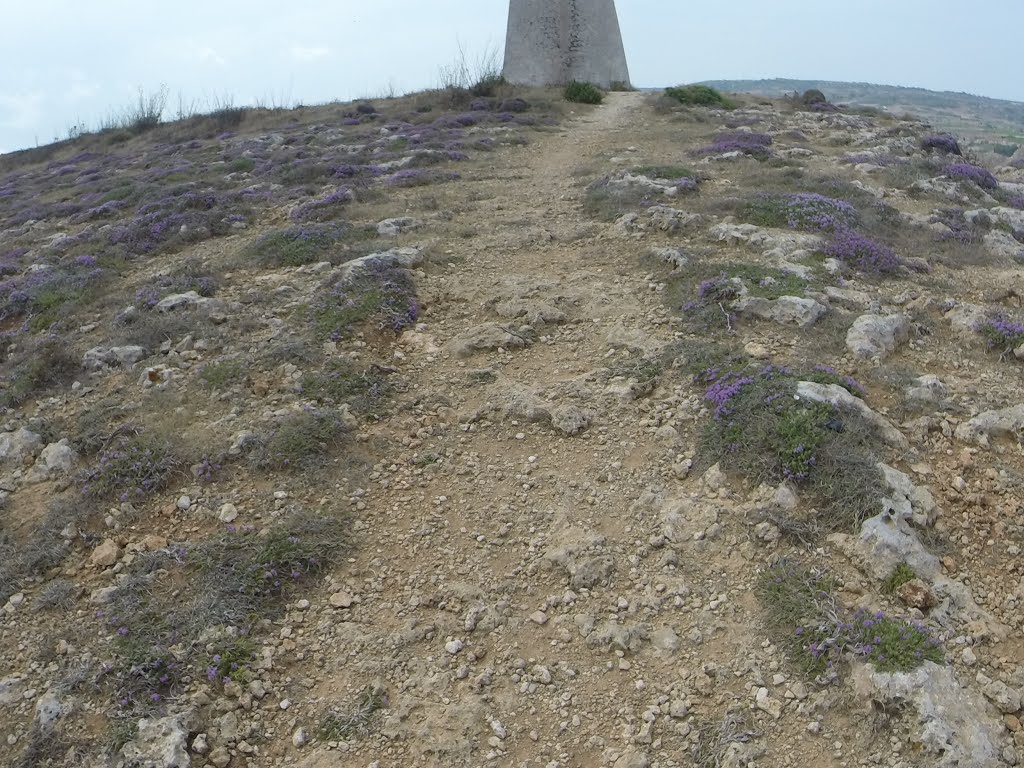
[1,0,1021,154]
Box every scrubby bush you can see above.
[697,361,881,533]
[0,336,79,409]
[312,263,418,339]
[564,81,604,105]
[945,162,998,190]
[246,222,374,268]
[78,430,182,501]
[977,314,1024,358]
[691,132,773,159]
[301,360,391,413]
[256,410,348,470]
[757,561,945,676]
[920,134,962,156]
[664,84,735,109]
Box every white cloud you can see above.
[289,46,331,62]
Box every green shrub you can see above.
[198,359,246,390]
[664,84,735,109]
[697,361,883,534]
[0,337,79,409]
[301,360,391,413]
[78,430,182,501]
[257,410,348,470]
[881,563,917,594]
[564,81,604,105]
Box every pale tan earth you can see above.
[3,90,1024,768]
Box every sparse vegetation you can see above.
[256,410,348,470]
[564,81,604,105]
[665,84,735,109]
[697,360,883,533]
[757,561,944,676]
[319,686,388,741]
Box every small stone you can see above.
[961,648,978,667]
[445,639,465,655]
[209,746,231,768]
[192,733,209,754]
[529,611,549,625]
[329,591,354,608]
[895,579,938,610]
[983,680,1021,714]
[218,503,239,523]
[280,698,292,710]
[669,700,688,719]
[755,687,783,719]
[490,720,508,739]
[176,495,191,511]
[292,727,308,748]
[89,539,121,568]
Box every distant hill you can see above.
[698,78,1024,144]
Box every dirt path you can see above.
[290,93,834,767]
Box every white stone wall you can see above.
[504,0,630,88]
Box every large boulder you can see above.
[795,381,908,450]
[846,314,910,359]
[851,662,1007,768]
[121,715,191,768]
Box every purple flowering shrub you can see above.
[247,222,374,267]
[384,168,460,187]
[757,561,944,676]
[742,192,857,232]
[0,261,108,330]
[697,358,881,531]
[823,229,901,274]
[691,131,773,159]
[133,271,218,308]
[929,207,989,245]
[78,431,182,501]
[313,262,419,340]
[920,134,962,156]
[945,162,999,190]
[289,186,354,222]
[976,314,1024,358]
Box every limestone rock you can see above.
[944,303,988,336]
[896,579,938,610]
[121,715,191,768]
[37,439,77,474]
[954,405,1024,445]
[83,345,149,370]
[335,246,423,281]
[0,428,43,464]
[155,291,222,313]
[735,295,827,328]
[448,323,532,357]
[550,404,594,435]
[376,217,421,236]
[905,374,947,404]
[649,247,688,270]
[795,381,908,450]
[878,462,940,526]
[846,314,910,359]
[90,539,122,568]
[852,662,1005,768]
[824,286,875,310]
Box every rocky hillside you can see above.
[1,84,1024,768]
[700,78,1024,146]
